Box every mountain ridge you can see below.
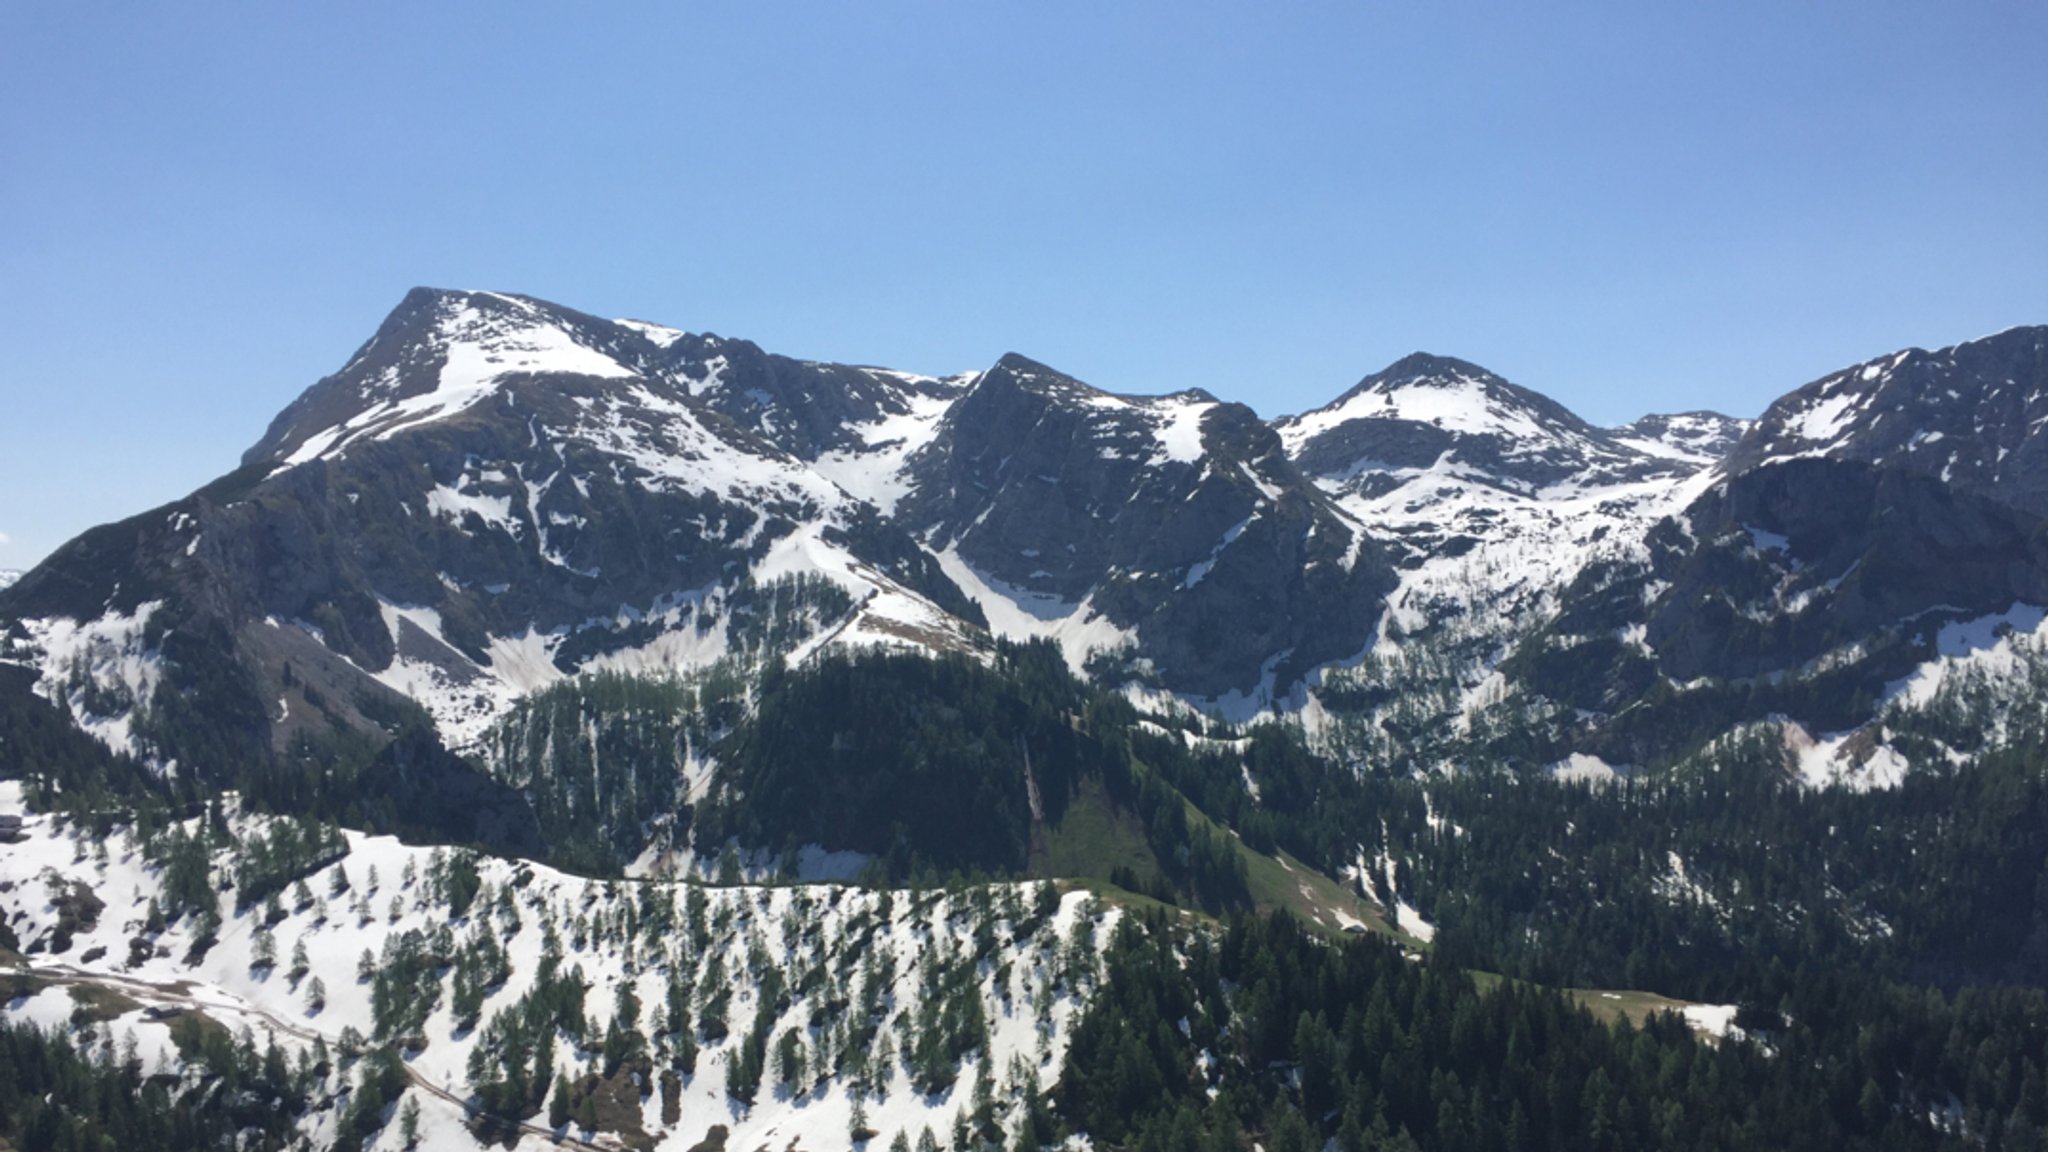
[3,289,2041,776]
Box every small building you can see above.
[0,813,24,842]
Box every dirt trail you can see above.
[25,959,617,1152]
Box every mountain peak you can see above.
[1611,410,1749,466]
[991,350,1057,375]
[1364,351,1498,389]
[244,288,652,467]
[982,352,1219,409]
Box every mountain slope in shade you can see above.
[899,353,1394,701]
[1493,326,2048,775]
[1725,326,2048,512]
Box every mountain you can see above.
[11,292,2045,784]
[1276,355,1740,595]
[1612,410,1751,464]
[898,353,1391,700]
[6,299,2048,1152]
[1726,325,2048,512]
[1,290,988,776]
[1277,354,1746,752]
[1484,325,2048,774]
[0,289,1390,775]
[1277,352,1682,492]
[0,570,18,591]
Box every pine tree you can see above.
[549,1074,573,1129]
[850,1097,877,1143]
[399,1095,422,1148]
[777,1028,807,1091]
[534,1029,556,1098]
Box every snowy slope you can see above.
[1279,355,1739,707]
[808,371,978,514]
[0,789,1118,1152]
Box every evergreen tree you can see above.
[549,1074,573,1129]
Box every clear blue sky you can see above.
[3,2,2043,567]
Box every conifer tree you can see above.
[399,1096,421,1148]
[549,1074,573,1129]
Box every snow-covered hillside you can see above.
[0,786,1116,1152]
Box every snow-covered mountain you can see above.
[1493,325,2048,776]
[1276,353,1743,696]
[0,569,19,592]
[0,289,1384,767]
[1612,411,1750,465]
[2,290,993,766]
[1276,352,1713,490]
[4,290,2044,795]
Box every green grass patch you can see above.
[1569,987,1707,1031]
[166,1009,235,1061]
[64,983,141,1025]
[1054,877,1198,922]
[1030,775,1171,893]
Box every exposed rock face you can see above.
[2,289,979,763]
[1633,326,2048,684]
[1726,326,2048,513]
[901,354,1392,697]
[6,287,2045,782]
[1491,327,2048,768]
[1649,460,2048,682]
